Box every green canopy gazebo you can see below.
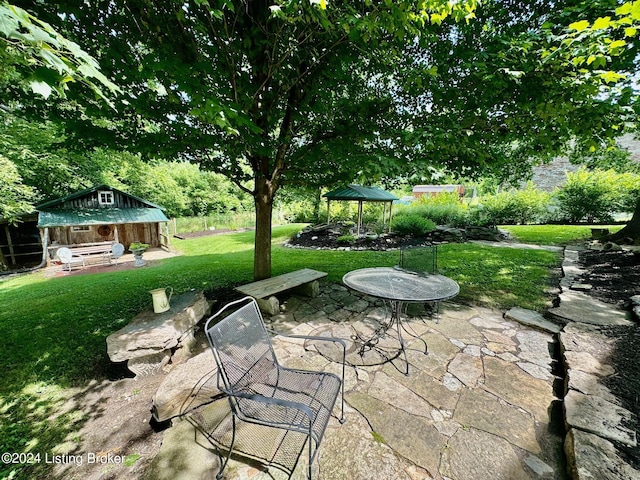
[323,185,399,236]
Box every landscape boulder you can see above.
[106,290,209,375]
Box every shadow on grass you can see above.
[0,231,562,478]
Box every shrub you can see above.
[391,214,436,236]
[337,234,356,243]
[395,192,469,227]
[369,222,387,235]
[553,169,618,223]
[283,199,318,223]
[471,183,550,225]
[611,171,640,214]
[418,202,469,227]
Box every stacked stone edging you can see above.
[553,246,639,480]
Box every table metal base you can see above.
[351,300,431,375]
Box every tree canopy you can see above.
[4,0,640,275]
[16,0,483,279]
[0,2,120,102]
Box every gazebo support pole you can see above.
[357,201,363,237]
[326,200,331,224]
[114,225,119,243]
[388,202,393,232]
[382,202,387,226]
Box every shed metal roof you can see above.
[38,208,169,227]
[323,185,398,202]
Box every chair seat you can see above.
[234,368,341,442]
[109,242,125,265]
[56,247,85,271]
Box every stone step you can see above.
[547,291,633,327]
[505,307,562,334]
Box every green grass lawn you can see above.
[501,224,623,245]
[0,223,570,479]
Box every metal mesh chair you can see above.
[204,296,346,479]
[398,244,438,275]
[398,244,440,319]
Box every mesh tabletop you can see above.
[342,267,459,303]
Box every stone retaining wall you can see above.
[552,246,638,479]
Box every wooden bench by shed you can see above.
[53,241,115,270]
[235,268,328,315]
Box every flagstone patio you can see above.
[146,285,566,480]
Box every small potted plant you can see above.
[129,242,149,267]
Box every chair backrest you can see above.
[56,247,73,263]
[399,244,438,275]
[111,243,125,258]
[204,297,277,396]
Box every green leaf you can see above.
[608,39,627,53]
[430,12,446,25]
[616,2,634,16]
[569,20,590,32]
[591,17,612,31]
[124,454,141,467]
[0,6,19,37]
[600,71,626,83]
[7,4,30,24]
[29,79,52,98]
[593,55,607,68]
[631,1,640,21]
[38,47,72,73]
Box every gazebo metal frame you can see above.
[322,185,398,236]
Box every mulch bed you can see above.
[576,248,640,469]
[288,229,435,250]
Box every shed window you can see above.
[98,191,114,205]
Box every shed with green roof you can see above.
[37,185,169,265]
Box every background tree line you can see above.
[0,115,253,219]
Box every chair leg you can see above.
[217,415,236,480]
[308,430,313,480]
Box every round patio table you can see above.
[342,267,459,374]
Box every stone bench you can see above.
[106,290,209,376]
[235,268,327,315]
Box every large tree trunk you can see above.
[253,176,276,280]
[608,196,640,243]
